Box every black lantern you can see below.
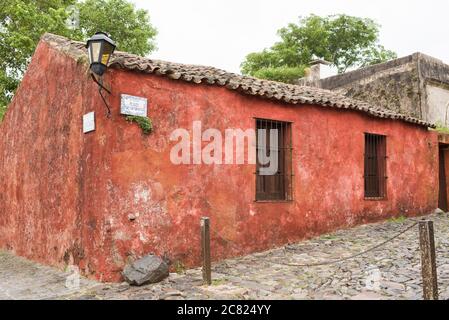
[85,32,116,76]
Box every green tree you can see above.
[0,0,73,119]
[241,14,397,83]
[77,0,157,56]
[0,0,157,121]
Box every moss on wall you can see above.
[344,70,421,118]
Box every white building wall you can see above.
[426,84,449,126]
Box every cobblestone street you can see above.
[1,213,449,300]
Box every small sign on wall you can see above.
[120,94,148,117]
[83,111,95,133]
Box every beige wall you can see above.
[426,84,449,126]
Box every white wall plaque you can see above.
[83,111,95,133]
[120,94,148,117]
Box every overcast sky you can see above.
[131,0,448,74]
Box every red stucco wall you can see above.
[0,42,83,268]
[0,41,439,282]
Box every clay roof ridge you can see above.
[40,33,434,128]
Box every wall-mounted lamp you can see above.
[86,32,116,117]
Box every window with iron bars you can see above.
[256,119,293,201]
[364,133,387,199]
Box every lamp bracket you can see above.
[90,73,111,94]
[90,73,112,118]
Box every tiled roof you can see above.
[41,33,434,128]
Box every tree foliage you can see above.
[241,14,397,83]
[76,0,157,56]
[0,0,157,121]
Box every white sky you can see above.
[131,0,449,74]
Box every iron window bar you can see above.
[255,118,293,202]
[364,133,387,199]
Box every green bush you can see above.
[252,66,306,84]
[125,115,153,135]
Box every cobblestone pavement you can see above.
[1,213,449,300]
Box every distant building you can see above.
[303,53,449,126]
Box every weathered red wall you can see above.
[0,41,439,282]
[0,41,89,269]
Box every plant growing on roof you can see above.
[434,122,449,134]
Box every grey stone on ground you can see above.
[123,255,169,286]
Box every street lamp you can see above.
[86,32,116,76]
[85,32,116,117]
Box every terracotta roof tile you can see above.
[41,33,434,128]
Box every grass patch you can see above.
[212,279,227,286]
[125,115,153,135]
[320,234,337,240]
[388,216,407,223]
[174,261,186,274]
